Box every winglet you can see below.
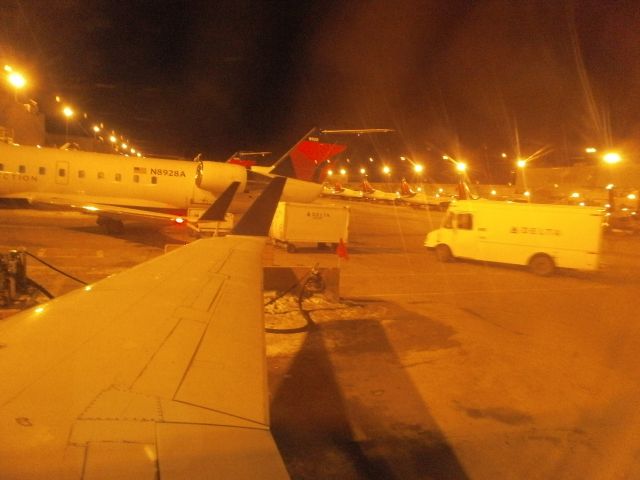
[231,176,286,236]
[198,181,240,221]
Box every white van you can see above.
[424,200,604,275]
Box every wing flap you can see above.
[157,423,289,480]
[84,442,157,480]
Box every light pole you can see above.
[516,159,529,202]
[7,71,26,102]
[602,152,622,212]
[62,106,74,142]
[455,161,468,199]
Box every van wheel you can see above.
[435,244,453,262]
[529,254,555,276]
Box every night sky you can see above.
[1,1,639,177]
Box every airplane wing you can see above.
[26,193,192,226]
[0,180,289,479]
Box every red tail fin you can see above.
[270,130,346,183]
[289,140,346,182]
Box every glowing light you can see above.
[7,72,26,89]
[524,191,530,197]
[501,153,507,158]
[490,189,497,195]
[121,142,128,149]
[442,155,449,160]
[359,168,366,175]
[382,165,391,175]
[174,217,185,224]
[603,152,621,164]
[130,148,136,154]
[579,202,585,206]
[82,205,99,212]
[516,159,527,168]
[368,157,374,163]
[34,306,44,314]
[84,285,93,291]
[585,147,597,154]
[55,95,61,103]
[413,164,424,173]
[455,162,467,173]
[3,65,12,72]
[327,169,334,176]
[339,168,347,175]
[627,193,637,200]
[606,183,615,190]
[62,106,74,118]
[136,152,142,157]
[400,156,407,161]
[570,192,580,198]
[92,125,101,133]
[109,135,117,143]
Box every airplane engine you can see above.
[196,161,248,193]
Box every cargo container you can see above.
[270,202,349,252]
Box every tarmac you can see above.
[2,199,640,479]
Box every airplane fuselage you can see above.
[0,143,247,213]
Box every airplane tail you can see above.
[268,128,347,183]
[400,178,417,197]
[198,181,240,221]
[232,176,286,236]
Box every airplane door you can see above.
[55,161,70,185]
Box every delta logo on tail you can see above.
[270,137,347,183]
[268,128,393,183]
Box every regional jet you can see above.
[0,177,290,479]
[0,129,357,233]
[398,178,453,210]
[0,128,390,233]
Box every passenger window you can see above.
[151,176,157,184]
[98,172,105,180]
[78,170,85,179]
[133,174,139,183]
[457,213,473,230]
[115,173,122,182]
[0,163,3,170]
[443,212,453,229]
[19,165,26,173]
[58,168,66,177]
[39,166,46,175]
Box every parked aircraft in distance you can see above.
[322,181,363,199]
[0,177,291,479]
[358,177,400,203]
[398,178,454,210]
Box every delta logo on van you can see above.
[510,226,561,236]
